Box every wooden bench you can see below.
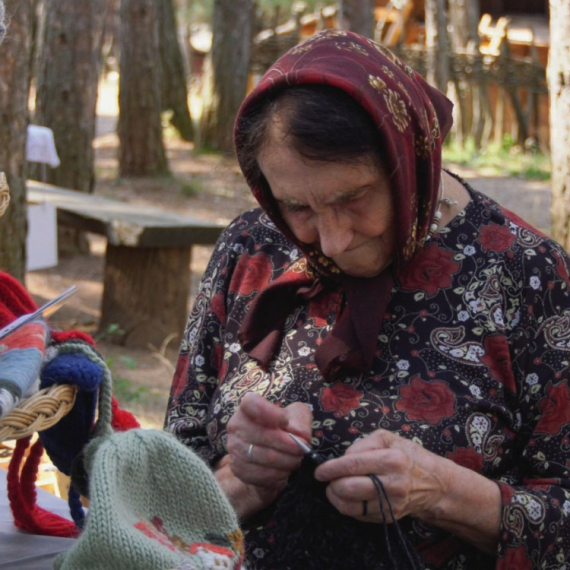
[27,180,225,347]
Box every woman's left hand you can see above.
[314,429,447,523]
[314,429,501,554]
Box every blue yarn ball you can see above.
[41,352,103,392]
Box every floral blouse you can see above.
[165,185,570,570]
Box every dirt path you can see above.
[24,79,552,428]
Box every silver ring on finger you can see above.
[247,443,255,462]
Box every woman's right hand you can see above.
[226,392,313,493]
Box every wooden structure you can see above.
[250,0,550,150]
[27,181,224,348]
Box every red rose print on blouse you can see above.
[320,383,363,415]
[503,207,547,237]
[535,381,570,434]
[481,335,516,392]
[210,292,227,324]
[497,544,534,570]
[553,251,570,287]
[308,291,340,327]
[446,446,483,472]
[421,536,459,566]
[171,353,190,398]
[479,223,516,253]
[399,242,460,297]
[396,375,456,425]
[228,253,273,296]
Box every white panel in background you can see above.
[26,202,58,271]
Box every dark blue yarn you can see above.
[68,485,85,529]
[38,348,104,530]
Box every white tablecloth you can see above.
[0,469,76,569]
[26,126,60,168]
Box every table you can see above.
[0,469,76,569]
[27,180,225,347]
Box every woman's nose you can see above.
[317,210,353,257]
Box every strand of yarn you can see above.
[53,340,114,439]
[369,474,424,570]
[68,485,86,529]
[7,437,78,537]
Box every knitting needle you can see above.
[0,285,78,340]
[289,433,327,467]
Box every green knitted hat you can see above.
[54,429,244,569]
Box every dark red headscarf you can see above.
[235,30,454,381]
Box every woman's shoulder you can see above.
[220,207,294,249]
[207,208,301,285]
[451,177,565,260]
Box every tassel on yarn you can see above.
[7,438,79,538]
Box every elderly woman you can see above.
[166,30,570,569]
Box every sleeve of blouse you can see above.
[163,219,240,466]
[496,241,570,569]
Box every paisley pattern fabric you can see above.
[166,184,570,569]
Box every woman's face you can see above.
[257,121,396,278]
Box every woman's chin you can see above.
[335,261,385,279]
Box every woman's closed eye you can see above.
[280,189,369,215]
[280,202,311,214]
[337,187,370,207]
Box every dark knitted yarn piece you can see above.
[267,457,424,570]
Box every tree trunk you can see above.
[34,0,107,255]
[100,245,191,347]
[0,0,33,281]
[159,0,193,142]
[448,0,480,51]
[118,0,168,176]
[448,0,490,149]
[425,0,450,93]
[549,0,570,249]
[199,0,254,153]
[339,0,375,38]
[34,0,106,193]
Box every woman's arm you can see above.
[420,454,501,555]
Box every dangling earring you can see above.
[427,172,457,240]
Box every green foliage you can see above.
[443,137,551,181]
[179,0,321,25]
[191,145,223,157]
[113,376,149,403]
[106,356,148,404]
[95,323,125,343]
[179,177,203,197]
